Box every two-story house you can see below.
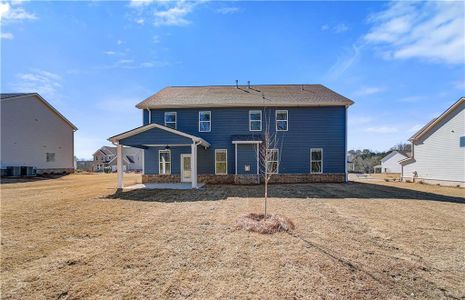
[1,93,77,176]
[400,97,465,187]
[109,84,354,188]
[92,146,143,172]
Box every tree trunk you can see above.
[264,179,268,217]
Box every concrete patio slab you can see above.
[124,183,204,190]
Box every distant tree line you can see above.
[348,143,411,173]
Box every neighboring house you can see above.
[109,84,354,188]
[374,150,409,174]
[92,146,143,172]
[400,97,465,187]
[1,93,77,175]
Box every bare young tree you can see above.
[257,109,283,217]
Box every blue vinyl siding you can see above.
[120,126,192,147]
[143,109,150,125]
[236,144,258,174]
[144,146,191,174]
[134,106,346,175]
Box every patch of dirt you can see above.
[1,173,464,299]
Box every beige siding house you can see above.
[401,97,465,187]
[1,93,77,175]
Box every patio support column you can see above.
[191,142,198,189]
[117,143,123,189]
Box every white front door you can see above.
[181,154,192,182]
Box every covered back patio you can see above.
[108,124,210,189]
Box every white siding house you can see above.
[1,93,77,175]
[377,151,408,173]
[401,97,465,187]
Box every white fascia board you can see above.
[232,141,262,144]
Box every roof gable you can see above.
[136,84,354,109]
[381,150,408,163]
[409,97,464,142]
[1,93,78,130]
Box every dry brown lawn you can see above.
[1,173,464,299]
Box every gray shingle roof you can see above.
[136,84,354,109]
[0,93,35,100]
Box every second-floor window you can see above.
[199,111,211,132]
[249,110,262,131]
[276,110,288,131]
[164,112,177,129]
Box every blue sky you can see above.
[1,0,464,159]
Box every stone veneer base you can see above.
[142,173,346,184]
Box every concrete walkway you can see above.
[124,183,205,190]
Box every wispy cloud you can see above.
[397,95,427,103]
[1,32,14,39]
[12,70,63,101]
[364,126,398,134]
[129,0,205,26]
[408,124,424,133]
[364,1,465,64]
[322,23,349,33]
[452,80,465,90]
[96,59,171,70]
[104,50,118,56]
[353,86,385,97]
[129,0,156,7]
[0,1,37,23]
[216,7,240,15]
[326,43,363,80]
[153,3,193,26]
[349,116,373,126]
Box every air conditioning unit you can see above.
[7,166,21,177]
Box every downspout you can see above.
[345,105,348,183]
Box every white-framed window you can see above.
[159,150,171,175]
[199,111,211,132]
[215,149,228,175]
[46,152,55,162]
[249,110,262,131]
[266,149,279,174]
[310,148,323,174]
[276,110,288,131]
[164,112,177,129]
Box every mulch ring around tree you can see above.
[235,213,295,234]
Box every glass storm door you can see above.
[181,154,192,182]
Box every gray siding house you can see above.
[374,150,409,174]
[401,97,465,187]
[109,84,353,188]
[1,93,77,175]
